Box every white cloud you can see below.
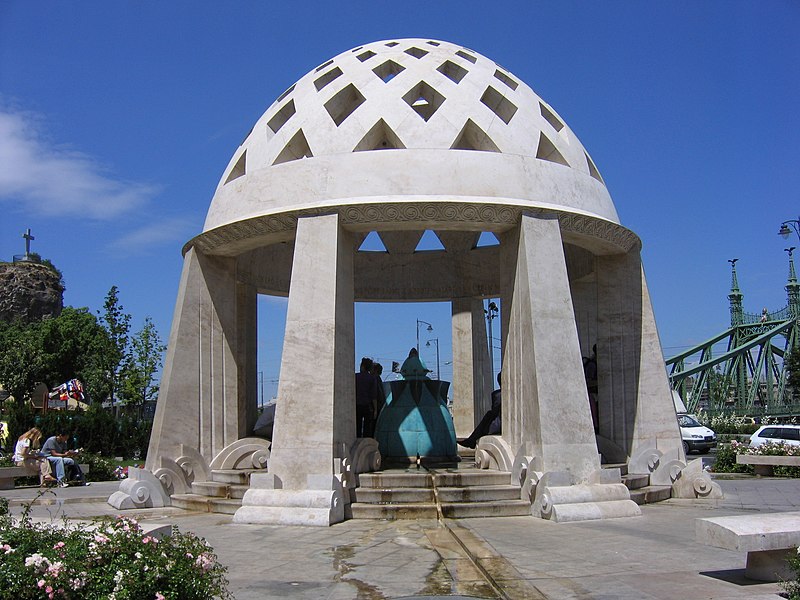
[0,107,159,219]
[109,216,197,255]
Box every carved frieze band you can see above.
[187,203,639,255]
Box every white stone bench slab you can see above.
[696,511,800,581]
[737,454,800,476]
[0,464,91,490]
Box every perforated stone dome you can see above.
[196,38,627,258]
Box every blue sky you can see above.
[1,2,798,401]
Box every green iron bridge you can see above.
[666,250,800,417]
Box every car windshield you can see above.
[678,414,702,427]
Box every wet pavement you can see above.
[3,477,799,599]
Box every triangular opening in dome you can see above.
[353,119,406,152]
[358,231,388,253]
[325,84,366,126]
[536,132,569,167]
[414,230,446,252]
[481,86,517,124]
[402,81,445,122]
[585,151,604,184]
[540,102,564,132]
[474,231,500,248]
[314,66,343,91]
[451,119,500,152]
[437,60,468,84]
[268,100,296,134]
[273,130,313,166]
[224,150,246,184]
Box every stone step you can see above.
[440,499,531,518]
[629,485,672,505]
[436,485,521,503]
[433,471,512,487]
[351,487,435,504]
[358,472,432,488]
[603,462,629,476]
[210,469,257,485]
[622,473,649,491]
[170,493,242,515]
[191,481,249,499]
[348,502,439,520]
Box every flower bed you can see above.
[713,439,800,477]
[0,498,231,599]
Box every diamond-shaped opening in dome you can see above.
[455,50,477,64]
[414,230,446,252]
[373,59,405,83]
[585,151,604,183]
[357,50,376,62]
[324,84,366,126]
[351,46,363,53]
[402,81,445,122]
[276,84,295,103]
[437,60,468,84]
[426,41,441,46]
[451,119,500,152]
[315,59,334,72]
[268,100,296,134]
[224,150,246,184]
[481,87,517,124]
[540,102,564,132]
[273,129,313,166]
[536,132,569,167]
[358,231,388,253]
[494,69,518,90]
[385,41,399,47]
[353,119,406,152]
[475,231,500,248]
[314,66,343,91]
[405,46,429,59]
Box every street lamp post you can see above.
[779,217,800,241]
[426,338,440,380]
[485,301,499,382]
[416,319,433,352]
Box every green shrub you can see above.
[0,508,231,599]
[783,547,800,599]
[711,441,753,474]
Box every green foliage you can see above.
[783,547,800,599]
[711,441,753,474]
[0,319,45,403]
[0,511,231,599]
[787,348,800,401]
[119,317,165,414]
[695,410,759,435]
[96,286,131,405]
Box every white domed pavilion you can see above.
[110,39,719,524]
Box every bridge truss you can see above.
[666,252,799,416]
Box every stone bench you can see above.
[737,454,800,476]
[0,463,91,490]
[696,511,800,581]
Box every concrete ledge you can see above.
[0,464,90,490]
[737,454,800,476]
[696,511,800,581]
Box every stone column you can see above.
[501,212,598,481]
[451,297,492,437]
[596,248,682,460]
[146,247,255,470]
[264,213,355,490]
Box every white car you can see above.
[749,424,800,448]
[677,413,716,455]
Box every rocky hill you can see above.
[0,260,64,323]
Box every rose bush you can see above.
[0,500,231,599]
[712,439,800,477]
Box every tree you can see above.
[0,319,44,402]
[97,286,131,405]
[119,317,166,416]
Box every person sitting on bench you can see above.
[41,431,88,487]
